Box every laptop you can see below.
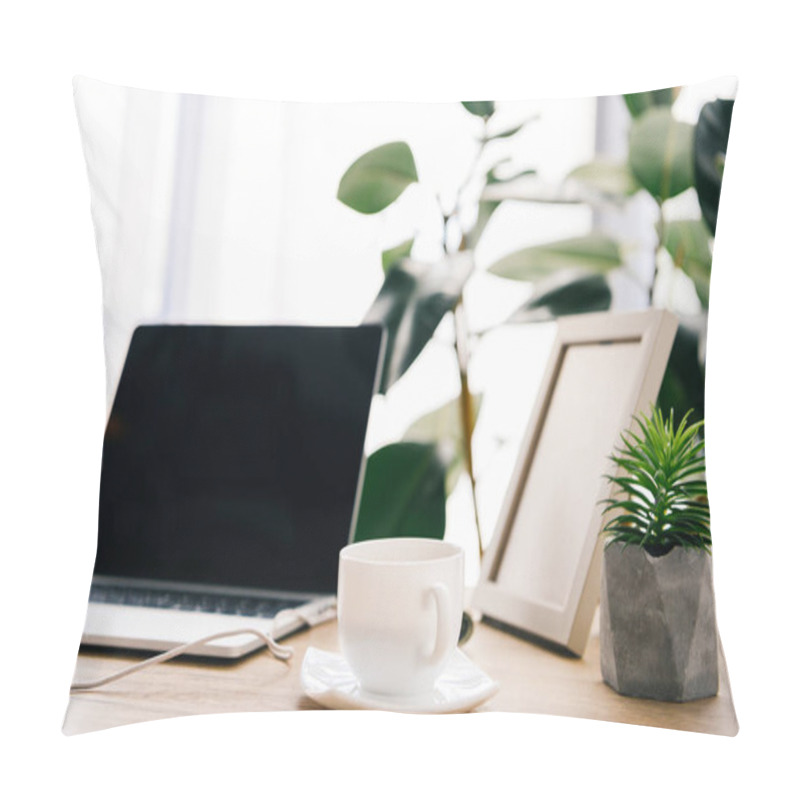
[81,324,384,658]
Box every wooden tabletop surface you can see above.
[63,612,737,736]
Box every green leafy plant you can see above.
[338,102,618,554]
[338,89,732,559]
[601,408,711,557]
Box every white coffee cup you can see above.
[337,537,464,697]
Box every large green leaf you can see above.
[461,101,495,118]
[353,442,446,542]
[657,323,705,430]
[567,159,641,198]
[337,142,418,214]
[403,393,483,495]
[507,274,611,323]
[662,219,712,308]
[624,88,676,118]
[381,238,414,274]
[694,98,735,235]
[363,254,473,393]
[628,107,694,201]
[488,234,623,282]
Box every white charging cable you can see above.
[69,609,307,692]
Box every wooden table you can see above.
[64,613,738,736]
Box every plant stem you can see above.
[452,119,490,219]
[649,202,665,305]
[441,122,491,563]
[453,291,484,560]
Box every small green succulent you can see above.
[601,407,711,557]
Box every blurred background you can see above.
[75,76,736,583]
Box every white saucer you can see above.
[300,647,499,713]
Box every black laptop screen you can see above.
[95,325,382,595]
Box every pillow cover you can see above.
[65,76,737,735]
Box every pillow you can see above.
[65,76,737,735]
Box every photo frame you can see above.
[473,309,679,656]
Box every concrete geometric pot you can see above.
[600,542,718,702]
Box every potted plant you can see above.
[599,407,718,701]
[337,90,734,567]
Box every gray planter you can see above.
[600,542,718,702]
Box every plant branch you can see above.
[436,194,451,254]
[649,202,665,305]
[438,122,494,562]
[453,290,484,559]
[451,118,490,236]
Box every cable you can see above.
[70,626,294,693]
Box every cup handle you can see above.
[425,582,452,666]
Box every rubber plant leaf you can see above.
[461,101,495,118]
[402,393,483,495]
[662,219,713,309]
[353,442,446,542]
[363,253,473,393]
[628,107,694,201]
[624,87,676,117]
[337,142,418,214]
[381,238,414,274]
[694,98,735,235]
[488,234,622,282]
[507,274,611,323]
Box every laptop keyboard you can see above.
[89,584,308,619]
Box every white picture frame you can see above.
[473,309,679,656]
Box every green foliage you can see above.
[485,164,539,186]
[662,219,712,309]
[487,234,623,281]
[694,98,735,235]
[567,159,641,198]
[337,142,418,214]
[467,163,538,248]
[337,91,732,555]
[362,254,473,393]
[483,121,525,141]
[601,408,711,557]
[657,324,705,429]
[623,88,676,118]
[461,101,495,118]
[381,239,414,274]
[628,107,695,201]
[620,94,731,429]
[403,393,483,494]
[507,274,611,323]
[353,442,446,542]
[469,197,501,248]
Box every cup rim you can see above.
[340,537,463,566]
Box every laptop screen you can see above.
[94,325,383,596]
